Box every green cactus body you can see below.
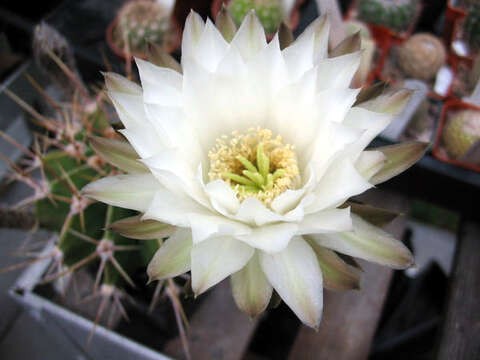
[396,33,446,81]
[116,0,171,55]
[443,110,480,159]
[229,0,284,34]
[358,0,416,32]
[32,109,156,289]
[465,4,480,52]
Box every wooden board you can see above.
[163,280,258,360]
[437,221,480,360]
[288,189,409,360]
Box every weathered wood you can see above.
[163,280,258,360]
[437,221,480,360]
[288,190,409,360]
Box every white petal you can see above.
[307,159,372,214]
[119,127,166,159]
[355,150,386,180]
[311,214,413,269]
[204,180,240,214]
[143,188,207,227]
[246,34,288,99]
[235,197,284,226]
[294,15,330,63]
[231,251,273,317]
[316,88,360,124]
[144,191,251,244]
[231,10,267,61]
[283,30,314,81]
[82,174,159,212]
[142,151,209,206]
[135,57,183,106]
[271,188,305,214]
[316,51,362,91]
[108,91,147,128]
[235,223,298,253]
[181,11,206,64]
[187,212,251,244]
[342,107,393,161]
[297,207,352,235]
[193,18,229,72]
[260,236,323,328]
[104,72,141,95]
[191,236,254,295]
[147,228,193,281]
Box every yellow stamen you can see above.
[208,127,300,206]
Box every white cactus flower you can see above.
[84,11,426,328]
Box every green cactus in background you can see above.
[357,0,417,32]
[443,110,480,159]
[114,0,173,56]
[229,0,284,34]
[464,4,480,52]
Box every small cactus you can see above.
[113,0,174,56]
[443,109,480,159]
[357,0,417,33]
[396,33,446,81]
[229,0,284,34]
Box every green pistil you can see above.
[223,143,284,193]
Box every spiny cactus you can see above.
[1,36,189,355]
[357,0,417,33]
[113,0,175,56]
[229,0,284,34]
[443,109,480,159]
[464,4,480,52]
[396,33,446,81]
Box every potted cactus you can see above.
[433,99,480,172]
[380,33,452,99]
[346,0,421,47]
[106,0,182,60]
[211,0,303,37]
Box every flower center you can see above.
[208,127,300,205]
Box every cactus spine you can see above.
[2,36,188,352]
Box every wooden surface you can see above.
[163,281,258,360]
[288,189,409,360]
[437,221,480,360]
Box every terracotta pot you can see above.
[211,0,304,40]
[445,1,468,44]
[106,4,182,61]
[432,99,480,173]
